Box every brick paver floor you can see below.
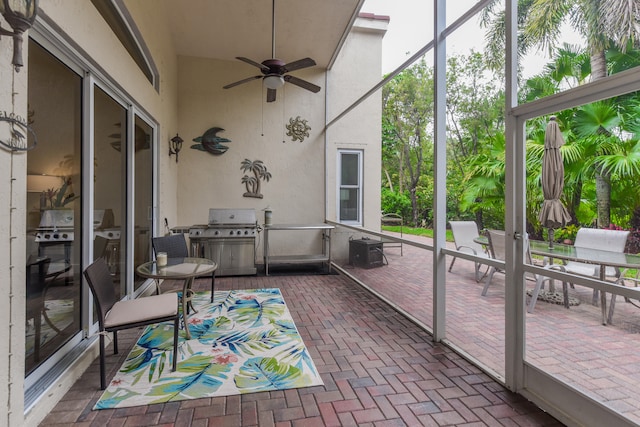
[337,232,640,425]
[39,269,563,426]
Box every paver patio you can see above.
[38,232,640,426]
[39,247,566,426]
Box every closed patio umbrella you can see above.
[538,116,571,248]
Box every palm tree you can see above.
[460,133,507,229]
[482,0,640,227]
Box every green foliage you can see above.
[381,25,640,232]
[382,58,437,226]
[554,224,580,242]
[381,188,411,220]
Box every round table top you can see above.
[136,257,217,280]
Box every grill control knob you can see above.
[44,234,51,239]
[229,230,234,236]
[214,230,219,236]
[244,230,249,235]
[237,230,242,235]
[62,233,68,239]
[53,233,59,239]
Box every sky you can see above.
[361,0,583,78]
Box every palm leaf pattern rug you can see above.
[95,288,323,409]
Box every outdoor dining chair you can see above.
[610,270,640,323]
[83,258,179,390]
[556,228,628,305]
[482,230,565,308]
[152,234,216,302]
[482,229,506,296]
[566,228,628,278]
[448,221,490,282]
[527,228,630,322]
[381,213,403,256]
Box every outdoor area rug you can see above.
[94,288,323,409]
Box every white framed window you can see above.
[337,150,363,225]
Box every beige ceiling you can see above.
[163,0,364,70]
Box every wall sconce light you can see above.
[0,0,38,72]
[169,133,183,163]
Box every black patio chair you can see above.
[83,258,179,390]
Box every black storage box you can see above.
[349,238,384,268]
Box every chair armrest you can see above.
[456,245,478,256]
[544,264,566,272]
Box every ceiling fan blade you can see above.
[282,57,316,73]
[236,57,269,73]
[283,75,321,93]
[266,88,277,103]
[223,75,262,89]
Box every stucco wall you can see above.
[326,17,386,261]
[175,17,386,264]
[176,56,328,258]
[0,28,29,426]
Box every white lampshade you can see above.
[27,174,62,193]
[264,75,284,90]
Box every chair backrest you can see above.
[83,258,119,330]
[94,235,110,261]
[152,234,189,258]
[26,256,51,298]
[486,229,506,261]
[449,221,484,253]
[574,228,629,252]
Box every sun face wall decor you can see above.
[285,116,311,142]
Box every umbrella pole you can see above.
[548,228,554,249]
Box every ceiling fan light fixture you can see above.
[264,75,284,89]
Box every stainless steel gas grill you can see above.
[35,209,118,244]
[34,209,120,275]
[189,208,257,276]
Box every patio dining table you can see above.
[136,257,217,339]
[528,240,640,324]
[473,236,640,324]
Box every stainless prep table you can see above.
[263,224,334,275]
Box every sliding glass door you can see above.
[25,38,157,385]
[26,41,83,376]
[133,116,153,291]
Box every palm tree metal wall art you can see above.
[241,159,271,198]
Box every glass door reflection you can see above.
[25,41,82,375]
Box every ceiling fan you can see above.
[222,0,321,102]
